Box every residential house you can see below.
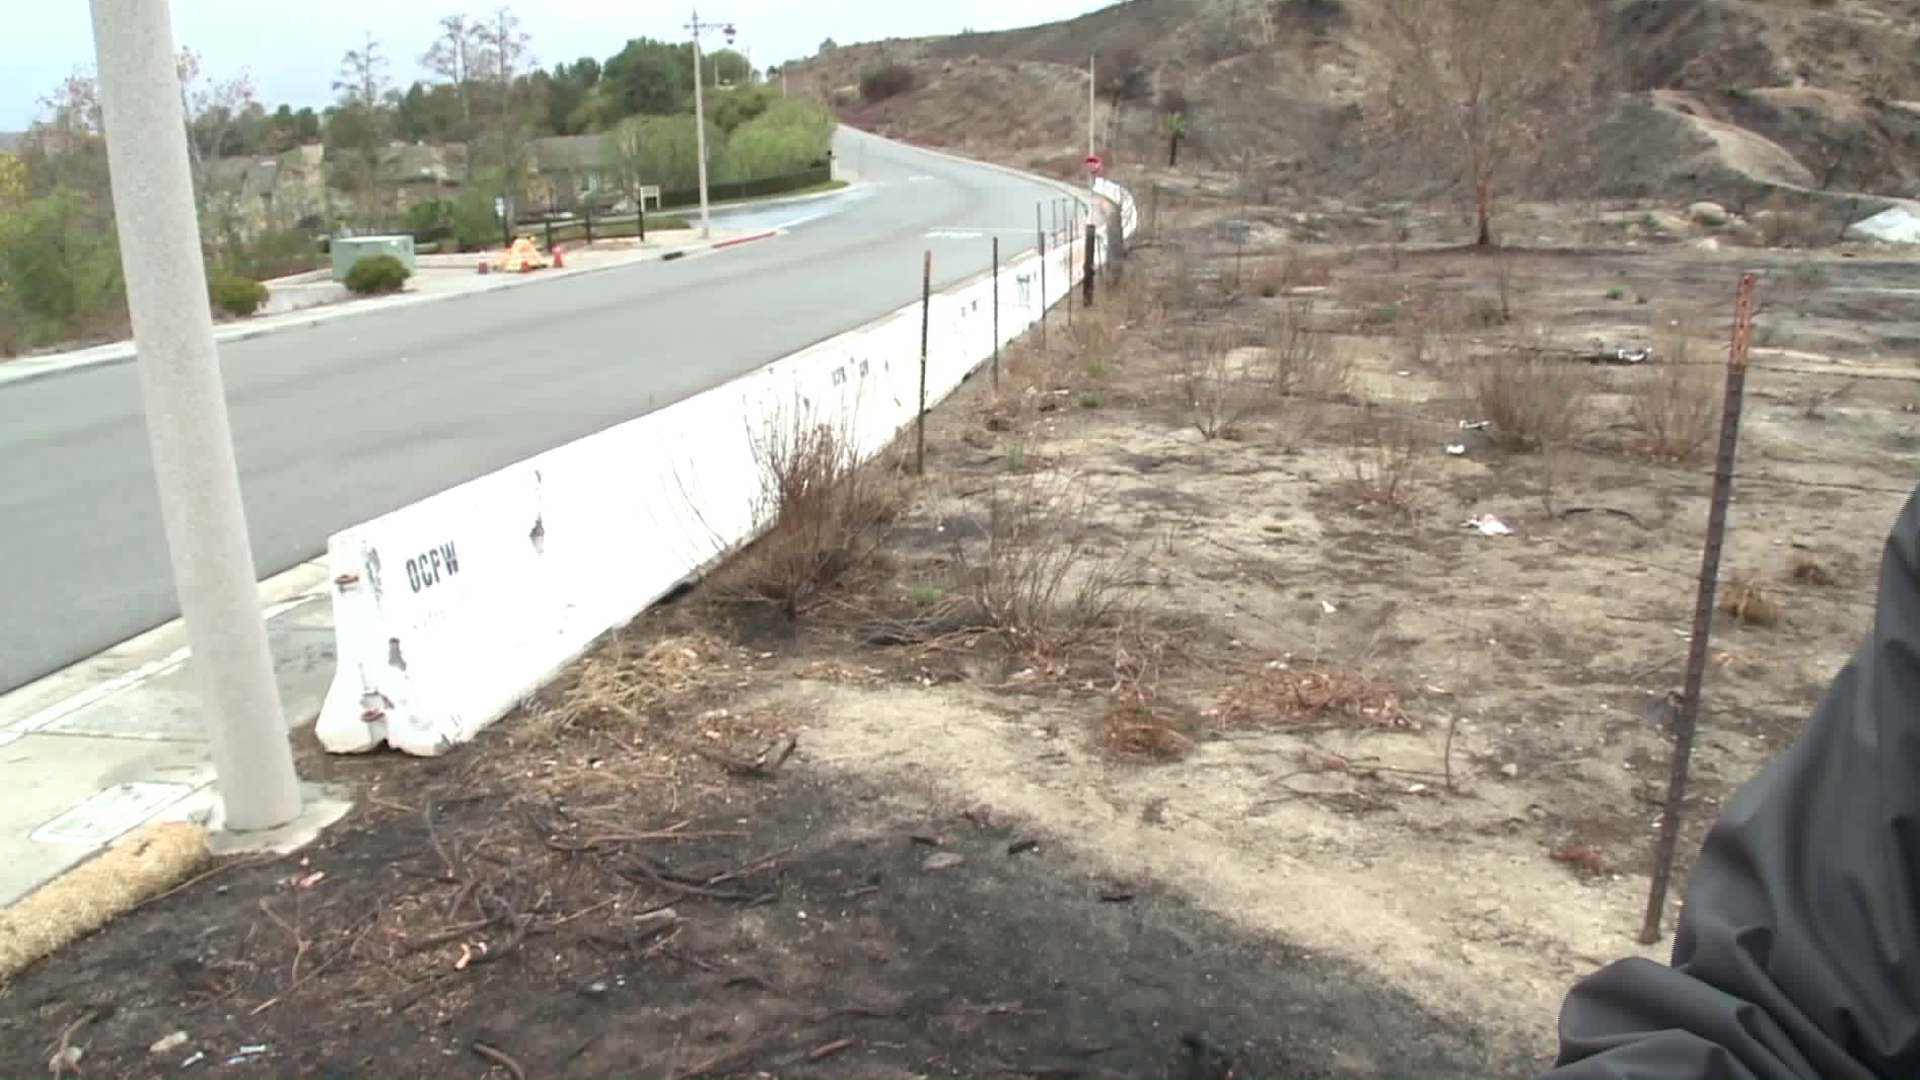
[531,134,619,211]
[200,141,473,237]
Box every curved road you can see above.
[0,128,1071,694]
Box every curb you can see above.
[711,230,779,250]
[0,234,770,391]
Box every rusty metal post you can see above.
[917,249,931,476]
[1065,209,1075,331]
[1036,203,1048,352]
[1084,222,1096,307]
[1639,271,1758,946]
[991,235,1000,393]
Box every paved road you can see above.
[0,129,1073,694]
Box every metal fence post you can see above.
[1084,222,1096,307]
[917,250,931,475]
[991,235,1000,392]
[1639,271,1758,945]
[1036,203,1048,352]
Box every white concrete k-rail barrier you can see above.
[315,174,1139,755]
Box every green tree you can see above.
[271,105,323,149]
[708,83,774,134]
[721,98,834,182]
[604,113,720,198]
[567,86,624,133]
[705,48,753,87]
[603,37,690,117]
[542,58,601,134]
[0,187,123,345]
[452,166,505,249]
[0,154,27,209]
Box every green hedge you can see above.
[654,164,831,210]
[344,254,410,296]
[211,272,268,317]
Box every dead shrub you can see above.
[1104,256,1159,327]
[1626,341,1722,463]
[1181,299,1346,441]
[1100,692,1198,761]
[1788,550,1835,586]
[1146,240,1222,320]
[1552,842,1613,878]
[1216,658,1419,731]
[541,631,732,737]
[1754,191,1834,249]
[713,398,906,618]
[950,475,1138,652]
[1468,343,1593,451]
[1068,304,1121,371]
[1720,570,1781,627]
[1342,403,1428,508]
[1179,324,1266,440]
[1245,252,1333,297]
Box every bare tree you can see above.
[1367,0,1598,247]
[473,6,538,216]
[421,15,485,129]
[35,67,104,137]
[335,31,390,110]
[23,68,111,204]
[333,32,392,198]
[175,47,256,244]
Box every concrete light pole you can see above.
[686,8,734,240]
[89,0,303,831]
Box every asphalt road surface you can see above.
[0,128,1075,694]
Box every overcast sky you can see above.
[8,0,1111,129]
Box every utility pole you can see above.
[1088,53,1097,164]
[89,0,303,832]
[685,8,734,240]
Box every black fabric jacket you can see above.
[1548,485,1920,1080]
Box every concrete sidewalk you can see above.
[0,225,780,390]
[0,562,341,907]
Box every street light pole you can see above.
[88,0,303,831]
[686,8,734,240]
[1089,53,1097,161]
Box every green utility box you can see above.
[330,235,417,282]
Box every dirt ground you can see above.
[1,203,1913,1078]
